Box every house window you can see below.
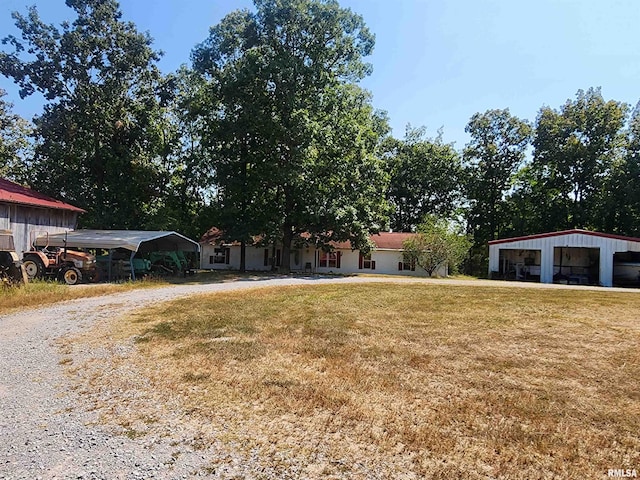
[398,259,416,271]
[263,249,281,267]
[319,251,341,268]
[359,253,376,270]
[213,247,230,264]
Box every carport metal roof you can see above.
[33,230,200,253]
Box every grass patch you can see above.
[84,283,640,478]
[0,278,167,314]
[0,270,265,315]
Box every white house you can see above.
[200,228,448,277]
[488,229,640,287]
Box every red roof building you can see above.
[0,178,84,212]
[0,178,84,254]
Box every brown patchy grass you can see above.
[0,279,167,314]
[81,284,640,479]
[0,270,258,315]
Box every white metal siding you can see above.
[489,233,640,287]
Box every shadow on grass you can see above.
[162,270,359,286]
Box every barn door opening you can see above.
[497,249,541,281]
[613,251,640,287]
[553,247,599,285]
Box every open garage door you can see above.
[613,251,640,287]
[552,247,599,285]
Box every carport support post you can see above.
[540,244,554,284]
[129,251,136,281]
[599,248,613,287]
[108,249,112,282]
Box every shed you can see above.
[34,230,200,280]
[0,178,84,254]
[33,229,200,254]
[488,229,640,287]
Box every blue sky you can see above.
[1,0,638,149]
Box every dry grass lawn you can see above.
[0,279,166,314]
[0,270,250,315]
[78,283,640,479]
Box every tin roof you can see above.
[34,229,200,253]
[488,229,640,245]
[0,178,85,213]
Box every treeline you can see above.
[0,0,638,274]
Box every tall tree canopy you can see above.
[527,88,628,232]
[384,126,462,232]
[140,67,215,239]
[0,0,169,228]
[463,109,531,242]
[0,88,31,181]
[596,101,640,237]
[193,0,389,271]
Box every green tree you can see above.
[141,68,215,240]
[0,0,168,228]
[0,88,31,181]
[529,88,628,232]
[463,108,531,274]
[384,126,463,232]
[463,108,532,243]
[193,0,389,271]
[598,101,640,236]
[402,215,471,277]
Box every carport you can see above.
[33,230,200,280]
[488,229,640,287]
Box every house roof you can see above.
[34,230,200,253]
[200,227,261,246]
[331,232,415,250]
[0,178,85,213]
[488,229,640,246]
[203,227,415,251]
[201,227,226,244]
[371,232,416,250]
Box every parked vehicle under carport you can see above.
[23,233,97,285]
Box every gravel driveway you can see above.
[0,276,425,480]
[0,276,637,479]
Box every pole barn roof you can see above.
[488,228,640,245]
[0,178,85,212]
[488,229,640,287]
[34,230,200,253]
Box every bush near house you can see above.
[402,215,471,276]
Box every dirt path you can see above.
[0,276,637,479]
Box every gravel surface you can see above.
[1,275,637,479]
[0,275,421,480]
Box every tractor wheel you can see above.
[23,257,45,280]
[61,267,82,285]
[86,269,100,283]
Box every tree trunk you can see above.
[239,239,246,272]
[280,225,293,273]
[280,188,295,273]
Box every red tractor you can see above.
[23,234,97,285]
